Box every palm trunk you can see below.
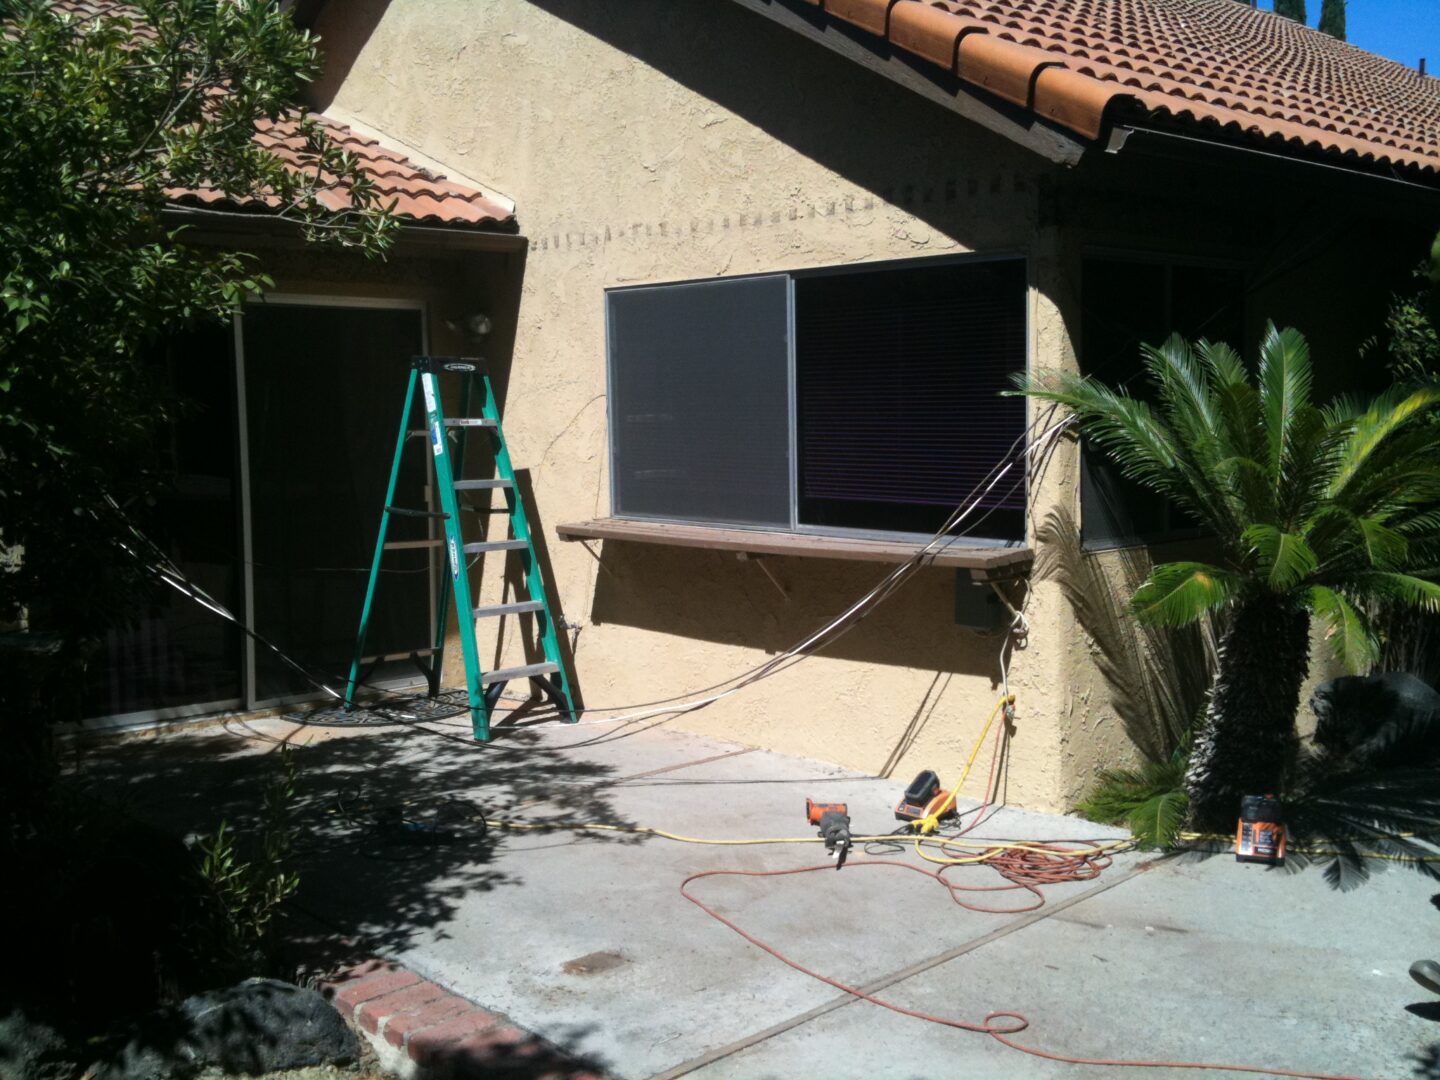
[1185,596,1309,832]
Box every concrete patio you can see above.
[81,705,1440,1080]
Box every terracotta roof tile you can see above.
[165,113,516,231]
[802,0,1440,177]
[44,0,516,229]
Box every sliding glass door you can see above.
[83,297,431,724]
[82,324,245,721]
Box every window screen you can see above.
[608,276,791,527]
[795,260,1027,538]
[1080,258,1245,549]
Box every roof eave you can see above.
[727,0,1087,167]
[1109,122,1440,208]
[160,204,530,254]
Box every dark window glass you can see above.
[242,303,430,701]
[608,276,792,527]
[795,260,1026,538]
[82,324,244,719]
[1080,258,1245,550]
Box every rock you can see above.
[92,978,357,1080]
[1311,672,1440,763]
[176,979,357,1074]
[0,1011,74,1080]
[91,1039,184,1080]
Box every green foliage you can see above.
[1074,754,1190,849]
[1273,0,1307,21]
[189,748,300,979]
[0,0,397,718]
[1018,323,1440,827]
[1035,507,1218,764]
[1318,0,1346,39]
[1284,712,1440,889]
[1016,324,1440,675]
[1370,231,1440,400]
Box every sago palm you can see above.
[1017,324,1440,830]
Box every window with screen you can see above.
[606,257,1028,542]
[1080,256,1246,550]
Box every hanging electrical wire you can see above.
[101,404,1073,738]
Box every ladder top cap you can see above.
[413,355,485,374]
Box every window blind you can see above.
[794,259,1026,536]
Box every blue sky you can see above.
[1254,0,1439,69]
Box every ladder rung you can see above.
[384,539,444,550]
[480,661,559,686]
[445,418,498,428]
[385,505,449,520]
[463,539,529,553]
[473,600,544,618]
[359,647,436,664]
[453,479,513,491]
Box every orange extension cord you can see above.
[680,859,1372,1079]
[680,720,1373,1080]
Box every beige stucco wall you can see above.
[301,0,1428,812]
[304,0,1105,811]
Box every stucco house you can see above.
[90,0,1440,814]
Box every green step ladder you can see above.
[344,355,577,740]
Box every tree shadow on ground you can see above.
[68,709,642,969]
[1413,1042,1440,1079]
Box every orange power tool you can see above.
[805,799,851,869]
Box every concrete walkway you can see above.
[84,708,1440,1079]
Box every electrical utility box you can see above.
[954,572,1003,634]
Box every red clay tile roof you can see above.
[45,0,515,230]
[800,0,1440,178]
[167,113,517,231]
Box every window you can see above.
[606,257,1027,543]
[1079,256,1246,550]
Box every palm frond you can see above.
[1142,335,1249,537]
[1127,789,1190,851]
[1258,323,1315,502]
[1328,385,1440,502]
[1310,585,1379,674]
[1132,561,1239,626]
[1347,571,1440,612]
[1074,754,1189,849]
[1036,508,1215,761]
[1242,524,1319,589]
[1286,711,1440,887]
[1011,370,1218,529]
[1194,338,1249,391]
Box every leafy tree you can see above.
[0,1,396,733]
[1018,325,1440,829]
[1274,0,1308,21]
[1318,0,1346,39]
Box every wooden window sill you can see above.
[554,518,1032,581]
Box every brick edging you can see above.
[322,959,602,1079]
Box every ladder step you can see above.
[473,600,544,618]
[384,539,444,551]
[445,418,498,428]
[480,661,559,686]
[385,505,449,520]
[463,539,529,553]
[359,647,436,664]
[453,479,513,491]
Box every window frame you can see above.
[604,250,1031,547]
